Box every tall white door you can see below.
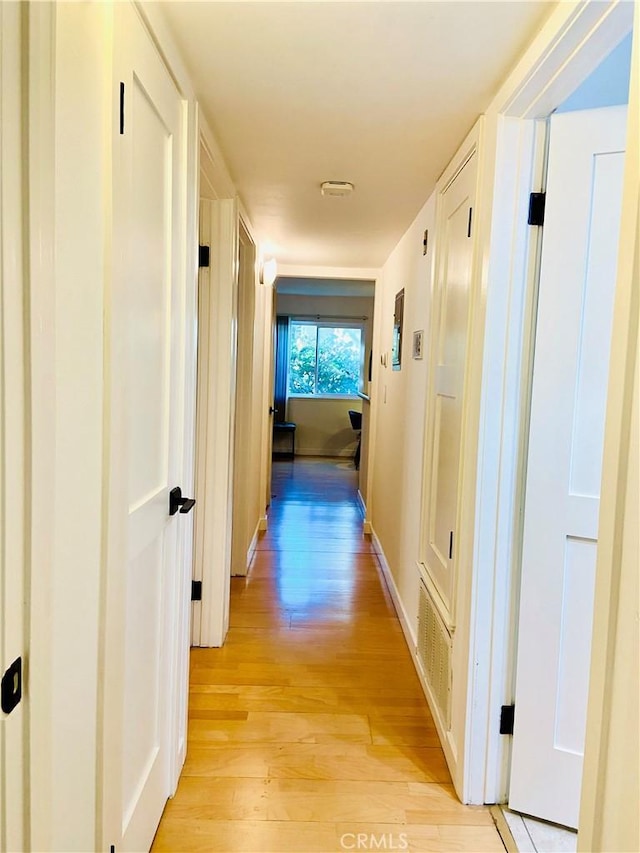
[510,106,627,828]
[423,151,477,621]
[106,5,191,850]
[0,4,27,850]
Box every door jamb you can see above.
[273,263,380,530]
[0,5,29,849]
[192,197,239,648]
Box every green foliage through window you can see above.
[288,322,363,396]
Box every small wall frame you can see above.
[392,288,405,370]
[412,330,424,359]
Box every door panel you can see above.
[510,106,627,828]
[111,5,186,850]
[423,153,476,620]
[128,81,172,504]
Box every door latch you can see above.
[169,487,196,516]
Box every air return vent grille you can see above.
[417,580,452,729]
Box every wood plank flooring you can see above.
[153,458,504,852]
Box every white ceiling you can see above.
[160,1,553,270]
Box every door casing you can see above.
[0,5,28,849]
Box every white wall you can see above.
[558,33,632,113]
[276,293,372,457]
[369,194,436,634]
[285,397,361,457]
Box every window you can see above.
[288,320,363,396]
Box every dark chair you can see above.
[348,410,362,470]
[273,421,296,460]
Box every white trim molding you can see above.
[371,532,417,649]
[193,198,239,647]
[579,12,639,851]
[25,3,57,849]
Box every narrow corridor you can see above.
[153,459,504,852]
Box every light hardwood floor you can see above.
[153,458,504,852]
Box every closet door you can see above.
[422,150,477,622]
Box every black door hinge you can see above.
[448,531,454,560]
[528,192,546,226]
[199,245,210,268]
[500,704,515,735]
[119,82,125,135]
[1,657,22,715]
[191,580,202,602]
[467,207,473,238]
[110,846,116,853]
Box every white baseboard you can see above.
[232,521,261,578]
[371,531,417,649]
[295,447,356,458]
[248,521,260,560]
[371,527,459,790]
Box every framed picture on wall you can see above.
[392,288,404,370]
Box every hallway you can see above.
[152,459,504,852]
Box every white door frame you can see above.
[260,276,276,518]
[0,5,28,849]
[169,93,200,791]
[25,3,56,848]
[579,18,639,849]
[192,197,239,648]
[275,262,381,531]
[464,0,635,808]
[193,130,275,647]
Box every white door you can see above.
[106,5,190,850]
[422,151,477,622]
[0,4,27,849]
[510,106,627,828]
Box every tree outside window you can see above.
[288,321,363,396]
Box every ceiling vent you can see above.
[320,181,354,198]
